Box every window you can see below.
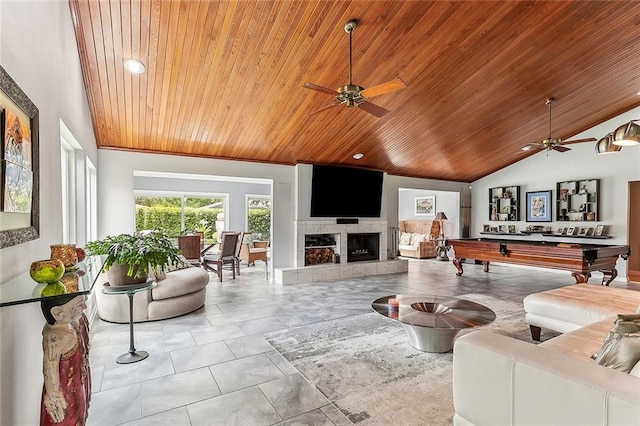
[135,193,225,244]
[86,159,97,242]
[246,195,271,241]
[60,122,83,244]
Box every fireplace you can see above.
[347,233,380,263]
[295,220,387,268]
[304,233,338,266]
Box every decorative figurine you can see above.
[40,295,90,426]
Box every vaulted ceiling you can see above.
[70,0,640,182]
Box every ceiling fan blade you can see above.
[302,82,339,95]
[360,78,407,98]
[552,145,571,153]
[357,101,390,117]
[307,102,341,116]
[561,137,597,145]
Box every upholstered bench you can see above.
[523,284,640,340]
[94,266,210,323]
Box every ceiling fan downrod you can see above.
[546,97,555,139]
[345,20,357,86]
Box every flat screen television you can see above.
[310,164,383,217]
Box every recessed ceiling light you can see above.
[123,58,146,74]
[352,153,364,160]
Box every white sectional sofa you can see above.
[453,284,640,425]
[94,266,209,323]
[453,329,640,426]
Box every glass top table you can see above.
[0,255,104,307]
[371,294,496,352]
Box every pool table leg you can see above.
[482,261,490,272]
[571,272,590,284]
[453,257,464,276]
[601,269,617,286]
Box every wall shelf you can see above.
[480,232,530,236]
[556,178,600,222]
[541,233,612,239]
[489,185,520,221]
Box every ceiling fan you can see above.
[302,20,406,118]
[521,98,596,153]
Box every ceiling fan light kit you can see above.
[595,133,622,155]
[302,19,407,117]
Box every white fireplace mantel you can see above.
[273,220,408,285]
[295,220,388,268]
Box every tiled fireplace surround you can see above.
[274,220,408,285]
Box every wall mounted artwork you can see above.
[0,65,39,248]
[2,108,33,213]
[415,195,435,216]
[526,190,552,222]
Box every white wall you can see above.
[98,150,295,268]
[471,106,640,281]
[0,1,97,424]
[398,189,461,238]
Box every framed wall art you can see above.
[0,65,39,248]
[415,195,435,216]
[526,190,552,222]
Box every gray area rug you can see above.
[264,294,557,425]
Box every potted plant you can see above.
[193,219,212,242]
[85,231,183,286]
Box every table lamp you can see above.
[434,212,448,239]
[434,212,449,261]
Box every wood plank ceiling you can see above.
[70,0,640,182]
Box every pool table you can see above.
[449,238,630,286]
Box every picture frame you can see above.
[566,227,575,236]
[584,227,594,236]
[490,226,498,233]
[555,227,565,235]
[0,65,39,248]
[415,195,435,216]
[526,190,552,222]
[483,224,490,232]
[499,225,508,233]
[594,225,606,237]
[577,227,587,236]
[508,225,516,233]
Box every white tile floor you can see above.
[87,259,637,425]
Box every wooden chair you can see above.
[217,231,244,275]
[177,234,201,266]
[239,233,268,266]
[202,232,240,282]
[233,231,244,275]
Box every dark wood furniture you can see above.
[202,232,240,282]
[178,234,201,266]
[449,238,630,286]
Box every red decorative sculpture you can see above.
[40,295,90,426]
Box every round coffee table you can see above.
[371,294,496,353]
